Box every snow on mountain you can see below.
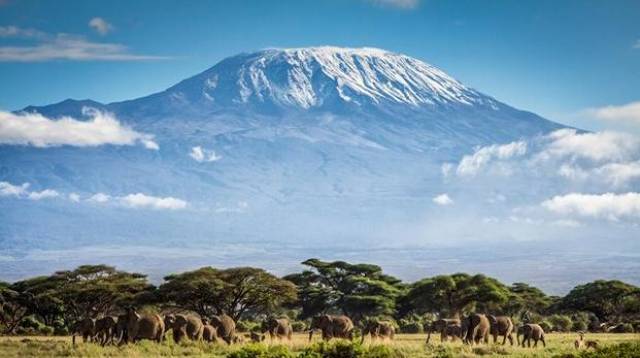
[1,47,596,290]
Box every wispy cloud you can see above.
[189,146,222,162]
[0,26,167,62]
[88,17,113,35]
[585,101,640,125]
[633,39,640,49]
[0,181,58,201]
[542,192,640,221]
[432,193,454,206]
[119,193,187,210]
[0,108,158,149]
[366,0,420,9]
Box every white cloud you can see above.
[88,17,113,35]
[215,201,248,213]
[119,193,187,210]
[585,101,640,125]
[189,146,222,162]
[367,0,420,9]
[69,193,81,202]
[0,108,158,149]
[28,189,59,200]
[432,193,454,206]
[552,219,581,228]
[88,193,110,203]
[542,192,640,221]
[0,26,167,62]
[0,181,29,197]
[541,129,639,162]
[455,140,527,177]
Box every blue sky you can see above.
[1,0,639,131]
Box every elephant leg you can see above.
[493,333,497,344]
[541,336,546,348]
[533,338,538,347]
[507,334,514,346]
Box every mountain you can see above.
[2,47,599,292]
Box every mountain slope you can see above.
[0,47,597,290]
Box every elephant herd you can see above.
[72,310,548,349]
[72,308,239,346]
[425,313,547,348]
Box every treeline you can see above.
[1,258,639,336]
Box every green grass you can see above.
[0,333,638,357]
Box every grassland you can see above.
[0,333,638,357]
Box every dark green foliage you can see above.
[237,320,261,332]
[228,344,295,358]
[291,320,307,332]
[548,314,573,332]
[576,341,640,358]
[400,273,511,318]
[284,259,403,321]
[559,280,640,321]
[158,266,297,321]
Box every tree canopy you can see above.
[559,280,640,321]
[158,266,297,321]
[284,258,404,321]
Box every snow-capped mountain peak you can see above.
[162,46,496,112]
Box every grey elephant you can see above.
[517,323,546,348]
[309,314,354,342]
[72,317,96,346]
[488,315,514,345]
[247,331,266,342]
[361,320,395,343]
[209,314,236,344]
[126,307,165,343]
[114,313,129,345]
[426,318,461,343]
[94,316,118,346]
[201,318,218,343]
[461,313,490,345]
[261,317,293,341]
[164,314,204,343]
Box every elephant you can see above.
[517,323,546,348]
[426,318,461,343]
[125,307,165,343]
[209,314,236,344]
[308,314,354,342]
[461,313,490,345]
[247,331,266,342]
[360,320,395,343]
[71,317,96,346]
[201,318,218,343]
[261,317,293,341]
[164,314,204,343]
[487,315,514,345]
[94,316,118,346]
[114,313,129,345]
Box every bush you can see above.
[548,314,573,332]
[300,341,366,358]
[577,341,640,357]
[19,316,43,330]
[539,320,552,332]
[228,343,295,358]
[609,323,634,333]
[572,320,588,332]
[397,319,422,333]
[38,325,54,335]
[236,320,261,333]
[291,320,307,332]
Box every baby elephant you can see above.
[247,331,266,342]
[361,320,395,343]
[487,315,514,345]
[261,317,293,341]
[201,318,218,343]
[517,324,546,348]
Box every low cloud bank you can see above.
[0,108,158,149]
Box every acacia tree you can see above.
[0,282,34,334]
[559,280,640,322]
[400,273,510,318]
[158,266,297,321]
[284,259,404,321]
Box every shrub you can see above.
[609,323,634,333]
[577,341,640,357]
[236,320,261,333]
[228,343,294,358]
[38,325,54,335]
[572,320,588,332]
[300,341,366,358]
[19,316,43,330]
[291,320,307,332]
[548,314,573,332]
[397,319,422,333]
[539,320,552,332]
